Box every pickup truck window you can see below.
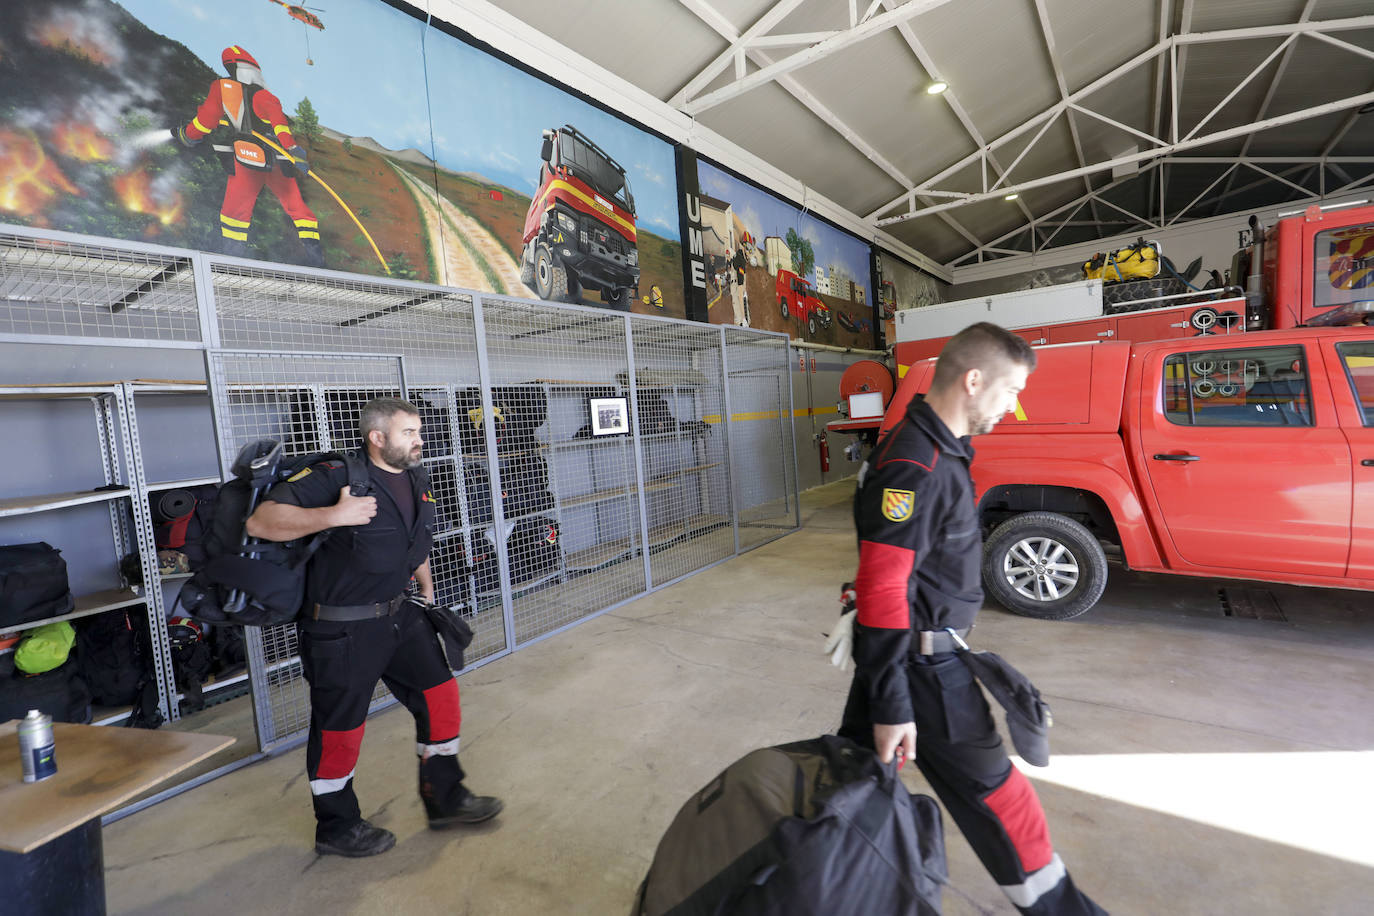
[1163,344,1311,427]
[1336,342,1374,426]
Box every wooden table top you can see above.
[0,720,234,854]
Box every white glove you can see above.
[824,609,857,671]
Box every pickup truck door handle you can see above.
[1153,453,1201,462]
[1362,459,1374,467]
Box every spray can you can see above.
[18,709,57,783]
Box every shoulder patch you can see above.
[287,467,312,482]
[881,488,915,522]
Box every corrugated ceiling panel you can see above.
[913,0,1063,140]
[1189,0,1308,31]
[696,81,906,212]
[491,0,728,101]
[1044,0,1160,94]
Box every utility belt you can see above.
[310,593,408,622]
[913,626,971,655]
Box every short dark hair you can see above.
[930,322,1037,391]
[359,396,420,441]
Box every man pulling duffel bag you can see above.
[633,734,946,915]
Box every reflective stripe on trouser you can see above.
[300,604,462,837]
[217,161,318,237]
[839,653,1107,915]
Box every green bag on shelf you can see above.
[14,620,77,675]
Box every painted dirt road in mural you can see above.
[391,162,524,294]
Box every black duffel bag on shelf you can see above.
[0,542,75,630]
[0,656,93,724]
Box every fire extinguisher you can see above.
[818,432,830,473]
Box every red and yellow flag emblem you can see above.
[881,488,915,522]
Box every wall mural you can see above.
[874,248,948,346]
[0,0,685,318]
[694,160,876,345]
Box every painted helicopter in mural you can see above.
[268,0,326,64]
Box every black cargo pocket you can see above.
[350,526,401,574]
[934,659,994,745]
[301,629,350,690]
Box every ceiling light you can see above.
[1004,193,1019,201]
[926,80,948,95]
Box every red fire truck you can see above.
[520,125,639,309]
[891,202,1374,370]
[829,202,1374,445]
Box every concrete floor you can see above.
[105,481,1374,915]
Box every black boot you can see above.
[222,238,250,259]
[301,237,326,269]
[419,755,503,829]
[315,819,396,858]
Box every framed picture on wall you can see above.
[589,397,630,436]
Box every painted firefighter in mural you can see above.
[173,45,324,267]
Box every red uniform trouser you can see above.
[840,653,1107,915]
[218,163,318,246]
[299,603,463,838]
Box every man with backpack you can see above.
[836,323,1106,914]
[246,397,502,858]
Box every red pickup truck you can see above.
[883,326,1374,619]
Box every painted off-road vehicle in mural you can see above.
[520,125,640,309]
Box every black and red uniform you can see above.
[263,455,468,840]
[180,46,322,265]
[838,396,1106,915]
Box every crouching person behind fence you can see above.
[246,396,503,857]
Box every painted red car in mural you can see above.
[776,268,831,336]
[520,125,640,310]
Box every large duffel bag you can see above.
[0,657,92,724]
[0,542,74,630]
[634,734,946,916]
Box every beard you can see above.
[966,395,1003,437]
[380,438,422,469]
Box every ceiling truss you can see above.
[663,2,1374,271]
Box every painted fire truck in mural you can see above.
[521,125,639,309]
[776,268,832,336]
[892,202,1374,366]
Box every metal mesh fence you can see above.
[724,330,799,550]
[630,318,735,586]
[477,297,646,645]
[2,227,799,753]
[0,231,200,342]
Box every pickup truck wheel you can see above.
[808,315,817,336]
[780,297,790,319]
[983,512,1107,620]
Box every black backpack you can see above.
[177,440,369,627]
[634,735,946,916]
[0,542,75,630]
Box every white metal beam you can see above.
[877,88,1374,226]
[1031,0,1105,232]
[679,0,951,116]
[669,0,808,108]
[1209,0,1317,217]
[871,15,1374,224]
[879,1,1037,226]
[674,0,988,252]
